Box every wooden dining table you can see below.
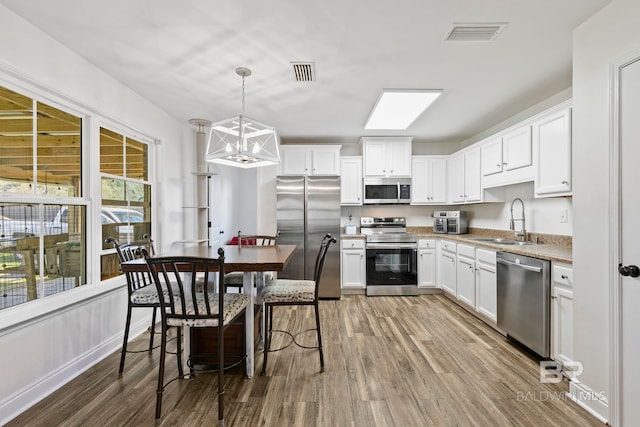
[121,244,296,378]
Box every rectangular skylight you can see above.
[364,89,442,130]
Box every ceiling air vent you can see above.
[291,62,315,82]
[445,23,507,42]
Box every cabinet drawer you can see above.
[441,240,457,253]
[476,248,496,265]
[342,239,365,250]
[418,239,435,249]
[457,244,475,259]
[553,264,573,288]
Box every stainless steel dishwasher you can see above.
[496,251,551,358]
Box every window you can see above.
[0,87,82,197]
[100,127,151,280]
[0,86,86,310]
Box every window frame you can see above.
[0,76,158,317]
[97,123,155,281]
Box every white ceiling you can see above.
[0,0,611,145]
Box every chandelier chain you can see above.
[241,74,246,114]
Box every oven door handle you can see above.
[366,243,417,249]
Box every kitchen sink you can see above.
[470,237,535,246]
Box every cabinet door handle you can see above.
[562,180,568,185]
[503,162,508,165]
[496,163,501,168]
[561,274,568,279]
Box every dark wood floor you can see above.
[8,294,603,426]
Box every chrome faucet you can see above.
[510,198,526,241]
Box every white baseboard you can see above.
[0,317,150,426]
[567,380,609,424]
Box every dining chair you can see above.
[106,236,172,375]
[145,249,249,422]
[224,231,279,292]
[260,233,336,375]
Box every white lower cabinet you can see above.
[475,248,497,323]
[418,239,436,287]
[439,240,457,295]
[456,244,476,307]
[341,239,366,289]
[551,262,574,367]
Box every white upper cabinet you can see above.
[411,156,447,204]
[481,124,534,189]
[464,147,482,202]
[340,156,363,205]
[533,107,572,197]
[449,152,465,203]
[480,137,503,176]
[361,137,412,177]
[279,145,341,176]
[449,147,482,203]
[502,126,533,171]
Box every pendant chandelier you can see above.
[205,67,280,168]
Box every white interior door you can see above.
[619,55,640,426]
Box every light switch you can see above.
[560,209,568,223]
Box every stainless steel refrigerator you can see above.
[276,175,341,299]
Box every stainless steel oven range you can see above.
[361,217,418,296]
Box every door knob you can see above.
[618,263,640,277]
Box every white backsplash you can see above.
[341,182,572,236]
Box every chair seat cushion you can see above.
[260,279,315,303]
[130,285,161,305]
[165,293,249,327]
[130,283,181,305]
[224,271,275,286]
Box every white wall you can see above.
[0,5,190,424]
[461,183,572,235]
[208,163,279,242]
[572,0,640,422]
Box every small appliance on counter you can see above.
[433,210,468,234]
[344,224,357,235]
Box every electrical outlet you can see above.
[560,209,568,223]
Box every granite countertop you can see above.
[341,233,366,239]
[341,227,573,264]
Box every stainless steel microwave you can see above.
[363,178,411,204]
